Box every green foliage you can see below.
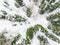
[15,0,24,7]
[1,10,7,15]
[0,24,60,45]
[26,24,60,43]
[26,24,40,39]
[0,14,26,22]
[4,1,9,6]
[39,0,60,14]
[40,26,48,33]
[26,24,40,45]
[25,37,30,45]
[0,33,6,45]
[0,15,6,19]
[26,27,34,39]
[47,12,60,36]
[15,3,20,8]
[38,36,49,45]
[47,12,60,21]
[26,8,32,17]
[46,12,60,43]
[14,14,26,22]
[48,34,59,42]
[11,34,20,45]
[26,24,49,45]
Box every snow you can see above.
[0,0,60,45]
